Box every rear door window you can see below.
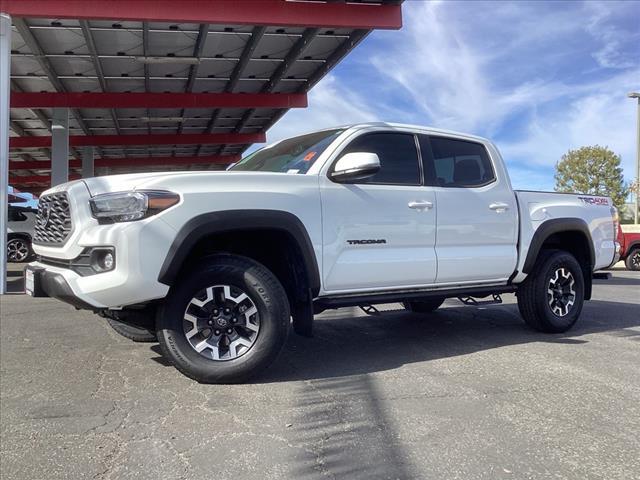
[420,136,495,187]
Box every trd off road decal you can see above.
[578,196,609,206]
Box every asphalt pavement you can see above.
[1,264,639,479]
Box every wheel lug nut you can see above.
[215,330,220,335]
[208,320,213,325]
[232,317,237,323]
[227,328,232,334]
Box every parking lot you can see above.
[1,264,639,480]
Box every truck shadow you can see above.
[270,298,639,479]
[260,299,640,383]
[287,372,415,479]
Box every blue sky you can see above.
[260,0,640,191]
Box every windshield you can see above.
[231,129,344,174]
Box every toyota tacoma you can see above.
[26,123,619,383]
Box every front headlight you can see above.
[90,190,180,223]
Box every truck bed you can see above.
[512,190,617,283]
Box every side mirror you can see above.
[331,152,381,182]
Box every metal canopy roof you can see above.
[3,0,402,191]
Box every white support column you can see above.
[51,107,69,187]
[634,96,639,224]
[0,13,12,295]
[82,146,94,178]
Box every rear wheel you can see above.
[625,248,640,271]
[402,297,445,314]
[517,249,584,333]
[156,255,290,384]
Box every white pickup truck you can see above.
[26,123,619,383]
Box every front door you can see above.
[320,131,437,293]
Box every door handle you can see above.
[408,200,433,210]
[489,202,510,211]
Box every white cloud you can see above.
[368,1,639,187]
[585,1,637,69]
[370,1,493,133]
[499,89,638,187]
[262,75,379,144]
[262,0,639,190]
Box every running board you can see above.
[315,285,516,310]
[457,294,503,306]
[360,304,381,316]
[358,304,406,316]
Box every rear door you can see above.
[419,134,518,284]
[320,131,438,293]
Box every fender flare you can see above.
[522,218,595,274]
[626,241,640,255]
[157,210,321,296]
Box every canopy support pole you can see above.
[50,108,69,187]
[82,146,94,178]
[0,13,12,295]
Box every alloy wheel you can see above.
[7,239,29,262]
[183,284,260,361]
[546,267,576,317]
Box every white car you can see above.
[26,123,619,383]
[7,205,37,263]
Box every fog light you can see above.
[90,248,116,273]
[102,252,114,270]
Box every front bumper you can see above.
[26,265,96,310]
[28,217,173,308]
[30,214,176,309]
[29,180,179,309]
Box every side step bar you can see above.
[358,294,504,316]
[315,285,516,311]
[457,294,503,306]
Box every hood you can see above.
[81,171,224,196]
[79,170,301,196]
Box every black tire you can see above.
[517,249,585,333]
[7,236,32,263]
[402,297,445,313]
[625,248,640,271]
[107,317,157,343]
[156,254,290,384]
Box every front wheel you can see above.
[517,250,585,333]
[156,255,290,384]
[625,248,640,271]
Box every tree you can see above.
[554,145,628,211]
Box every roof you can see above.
[4,0,402,191]
[312,122,492,144]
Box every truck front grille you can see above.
[33,192,73,245]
